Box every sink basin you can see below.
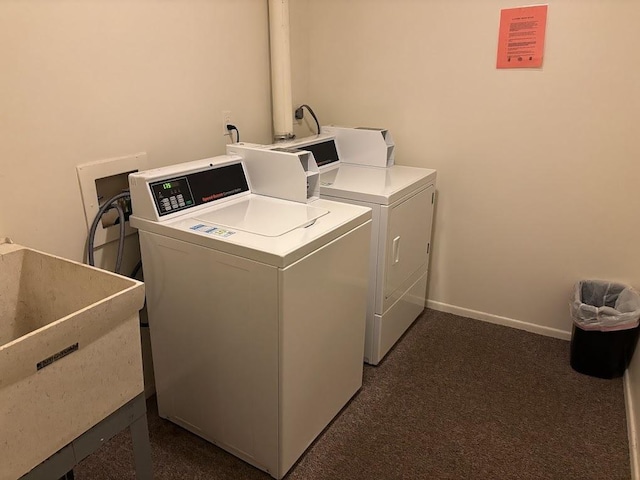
[0,242,145,479]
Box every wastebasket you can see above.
[569,280,640,379]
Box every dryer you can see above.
[129,155,371,479]
[229,129,437,365]
[320,162,436,365]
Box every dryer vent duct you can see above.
[268,0,295,142]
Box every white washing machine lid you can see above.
[193,196,328,237]
[132,196,371,268]
[320,164,437,205]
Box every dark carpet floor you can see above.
[74,309,630,479]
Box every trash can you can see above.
[569,280,640,379]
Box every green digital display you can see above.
[163,182,172,189]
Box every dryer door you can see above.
[381,184,434,312]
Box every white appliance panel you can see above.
[279,220,370,473]
[382,185,434,311]
[374,270,429,363]
[139,231,280,471]
[320,165,436,365]
[139,221,370,478]
[320,164,436,205]
[194,196,328,237]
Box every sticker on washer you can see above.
[190,224,206,230]
[204,227,236,237]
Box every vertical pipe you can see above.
[268,0,294,141]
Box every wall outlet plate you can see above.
[77,152,149,250]
[222,110,232,136]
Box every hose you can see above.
[87,191,130,274]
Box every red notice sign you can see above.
[497,5,548,69]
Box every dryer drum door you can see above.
[382,185,434,312]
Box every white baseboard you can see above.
[426,300,572,341]
[625,370,640,480]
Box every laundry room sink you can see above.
[0,241,145,479]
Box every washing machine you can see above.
[230,128,437,365]
[128,154,371,479]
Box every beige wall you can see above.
[0,0,272,265]
[291,0,640,335]
[1,0,636,337]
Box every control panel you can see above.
[296,139,339,168]
[149,162,249,217]
[150,177,192,215]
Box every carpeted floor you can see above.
[75,310,630,479]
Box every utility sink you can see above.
[0,241,145,479]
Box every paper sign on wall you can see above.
[497,5,548,69]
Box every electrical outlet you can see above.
[222,110,232,136]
